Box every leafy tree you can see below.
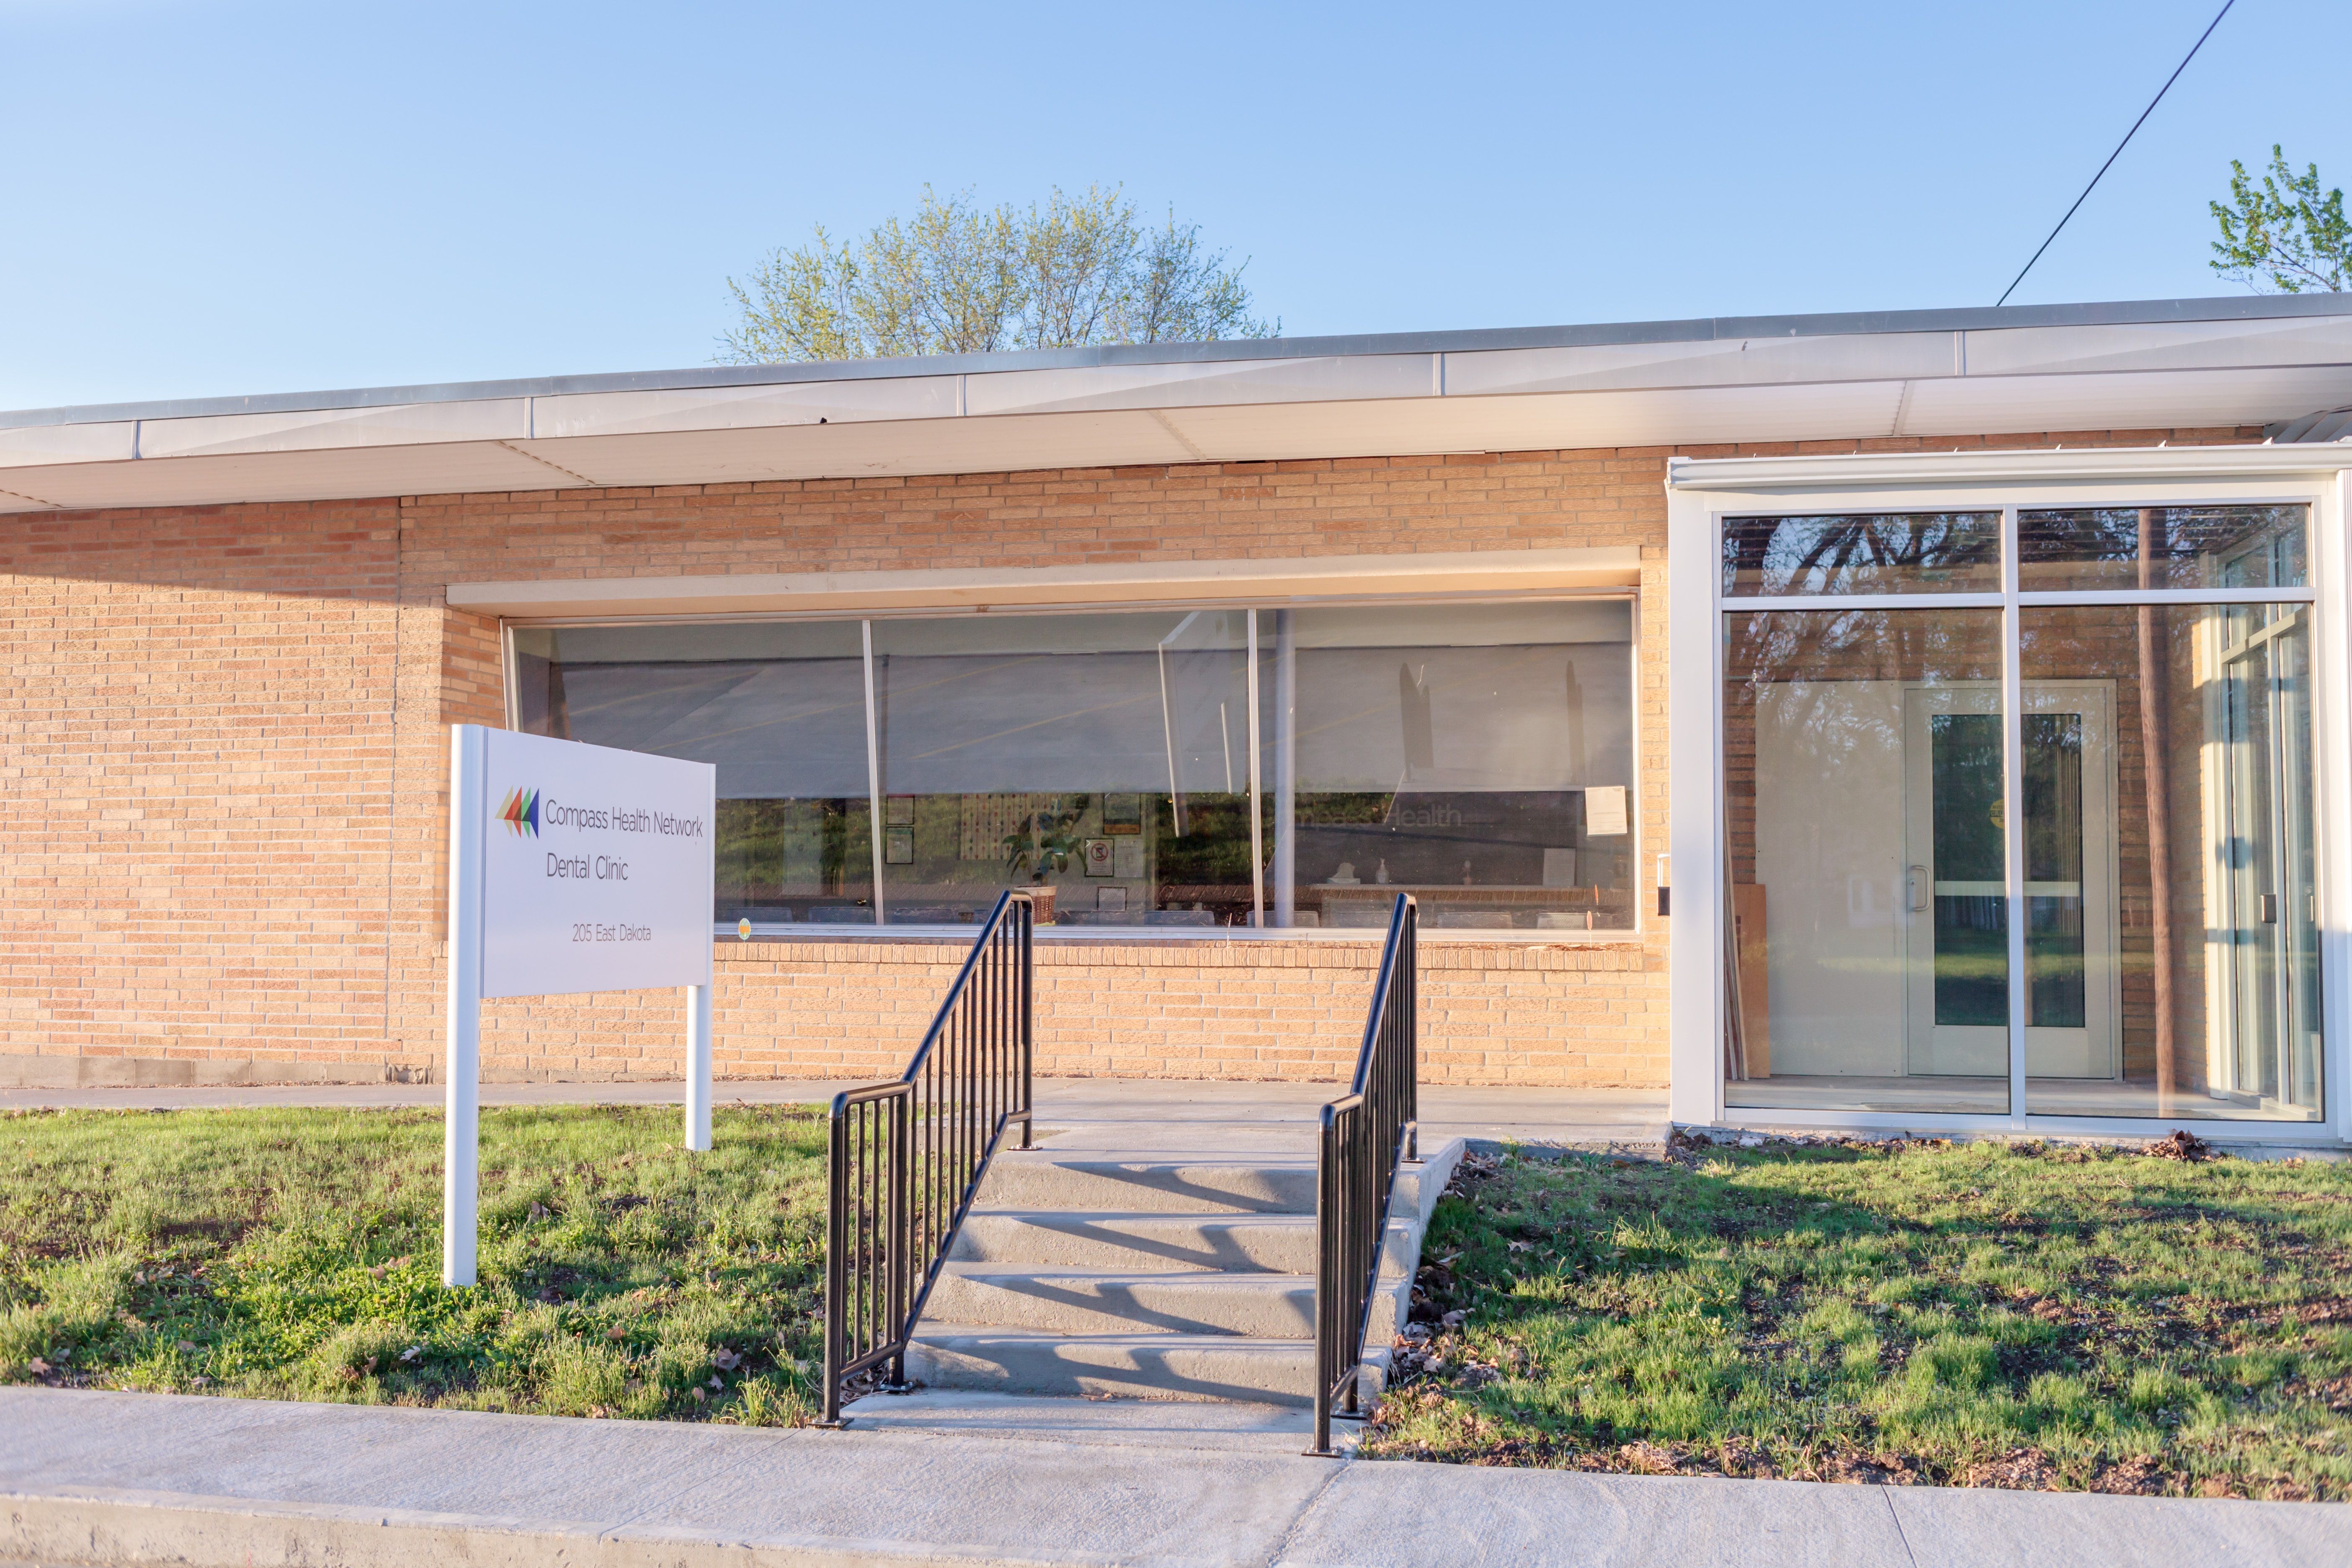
[719,186,1276,363]
[2210,146,2347,294]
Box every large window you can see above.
[511,598,1636,935]
[1720,503,2323,1123]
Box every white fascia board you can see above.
[1959,313,2352,376]
[1443,332,1960,396]
[448,544,1643,620]
[1667,441,2352,491]
[965,354,1436,417]
[529,377,959,438]
[137,398,531,459]
[0,420,137,469]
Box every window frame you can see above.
[1668,460,2352,1146]
[499,588,1646,945]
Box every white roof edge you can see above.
[5,291,2349,431]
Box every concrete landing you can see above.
[4,1388,2345,1568]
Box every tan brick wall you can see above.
[0,426,2259,1088]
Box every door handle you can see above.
[1907,866,1929,913]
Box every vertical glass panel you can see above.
[1722,513,2002,597]
[869,611,1260,926]
[1723,607,2009,1115]
[2019,604,2322,1120]
[2024,714,2087,1032]
[512,622,877,927]
[2016,505,2307,592]
[1929,713,2009,1029]
[1269,602,1636,931]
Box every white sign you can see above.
[477,728,715,998]
[442,725,717,1288]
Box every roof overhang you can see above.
[3,294,2350,518]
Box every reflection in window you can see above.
[869,611,1258,928]
[1722,513,2001,597]
[513,623,877,924]
[512,601,1637,934]
[1721,607,2010,1115]
[1271,603,1636,931]
[2017,506,2307,593]
[2017,603,2322,1122]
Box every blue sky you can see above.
[1,0,2343,410]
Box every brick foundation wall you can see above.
[0,426,2258,1088]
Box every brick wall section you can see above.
[0,502,406,1078]
[0,426,2259,1088]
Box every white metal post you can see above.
[442,725,487,1289]
[685,983,713,1152]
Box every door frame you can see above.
[1900,680,2120,1081]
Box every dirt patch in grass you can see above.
[0,1104,828,1426]
[1363,1138,2352,1500]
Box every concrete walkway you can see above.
[3,1388,2343,1568]
[0,1075,1671,1149]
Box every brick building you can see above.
[4,294,2350,1146]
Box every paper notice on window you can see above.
[1583,785,1628,838]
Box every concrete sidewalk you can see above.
[3,1389,2344,1568]
[0,1076,1671,1150]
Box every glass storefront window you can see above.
[511,598,1637,934]
[1273,602,1637,931]
[869,611,1258,928]
[1722,607,2010,1115]
[513,623,877,924]
[2017,505,2307,593]
[1722,512,2002,597]
[2018,603,2322,1121]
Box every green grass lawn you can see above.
[1366,1138,2352,1500]
[0,1105,828,1424]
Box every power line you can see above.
[1995,0,2237,307]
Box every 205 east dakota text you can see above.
[571,922,654,943]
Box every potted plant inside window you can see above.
[1003,795,1090,925]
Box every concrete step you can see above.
[926,1264,1317,1338]
[975,1154,1317,1215]
[907,1325,1315,1406]
[951,1210,1315,1273]
[950,1209,1429,1278]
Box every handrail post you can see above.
[1018,898,1035,1150]
[819,1095,848,1426]
[885,1088,912,1391]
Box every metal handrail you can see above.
[820,888,1034,1424]
[1308,892,1418,1456]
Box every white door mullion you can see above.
[2003,507,2029,1127]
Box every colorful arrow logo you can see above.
[497,786,540,837]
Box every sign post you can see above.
[442,725,716,1288]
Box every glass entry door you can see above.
[2213,605,2322,1113]
[1903,683,2117,1079]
